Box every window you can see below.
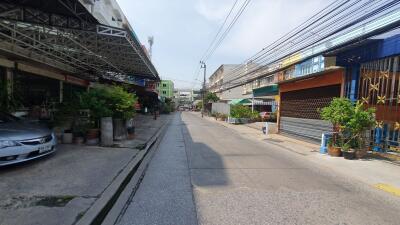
[163,84,166,87]
[163,91,166,94]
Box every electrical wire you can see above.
[217,0,400,90]
[200,0,240,61]
[203,0,252,62]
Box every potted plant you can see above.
[341,142,355,159]
[322,98,375,159]
[229,105,255,124]
[79,87,113,146]
[72,123,87,145]
[321,98,353,157]
[327,134,342,157]
[107,86,137,141]
[343,101,375,159]
[53,101,80,144]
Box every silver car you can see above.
[0,112,57,166]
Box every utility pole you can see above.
[148,36,154,61]
[200,61,206,118]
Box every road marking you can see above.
[374,183,400,197]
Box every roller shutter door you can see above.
[280,85,340,142]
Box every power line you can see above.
[200,0,240,61]
[216,0,400,91]
[203,0,252,62]
[192,0,252,88]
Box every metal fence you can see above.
[211,103,230,115]
[359,56,400,153]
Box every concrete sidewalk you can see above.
[0,114,172,225]
[194,112,400,198]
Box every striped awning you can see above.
[244,100,277,106]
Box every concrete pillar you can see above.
[101,117,114,146]
[5,67,13,97]
[59,81,64,103]
[252,94,254,112]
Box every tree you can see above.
[320,98,375,151]
[205,92,219,103]
[320,98,353,131]
[196,101,203,110]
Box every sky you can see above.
[117,0,332,89]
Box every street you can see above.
[115,112,400,225]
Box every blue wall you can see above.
[336,34,400,100]
[336,34,400,67]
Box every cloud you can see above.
[216,0,331,58]
[116,0,333,88]
[195,0,236,22]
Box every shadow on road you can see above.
[179,113,229,187]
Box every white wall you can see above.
[79,0,127,28]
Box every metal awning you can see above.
[229,99,251,105]
[0,1,159,82]
[253,84,278,97]
[243,100,277,106]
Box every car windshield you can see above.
[0,112,20,123]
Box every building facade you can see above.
[157,80,174,98]
[173,89,200,106]
[0,0,158,119]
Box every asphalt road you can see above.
[117,112,400,225]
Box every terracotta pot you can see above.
[328,146,342,157]
[86,129,100,139]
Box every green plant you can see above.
[230,105,257,119]
[80,85,137,123]
[196,101,203,110]
[161,98,174,114]
[108,86,138,119]
[79,87,113,125]
[320,98,353,130]
[321,98,375,151]
[343,101,375,151]
[205,92,219,103]
[53,100,80,128]
[0,79,22,113]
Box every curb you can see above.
[75,118,170,225]
[101,121,167,225]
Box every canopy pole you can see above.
[252,94,254,112]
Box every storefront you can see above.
[278,68,345,142]
[252,84,279,113]
[331,32,400,152]
[0,59,89,119]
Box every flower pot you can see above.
[62,132,73,144]
[355,149,367,159]
[240,118,249,124]
[86,129,100,139]
[328,146,342,157]
[101,117,113,146]
[343,150,356,160]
